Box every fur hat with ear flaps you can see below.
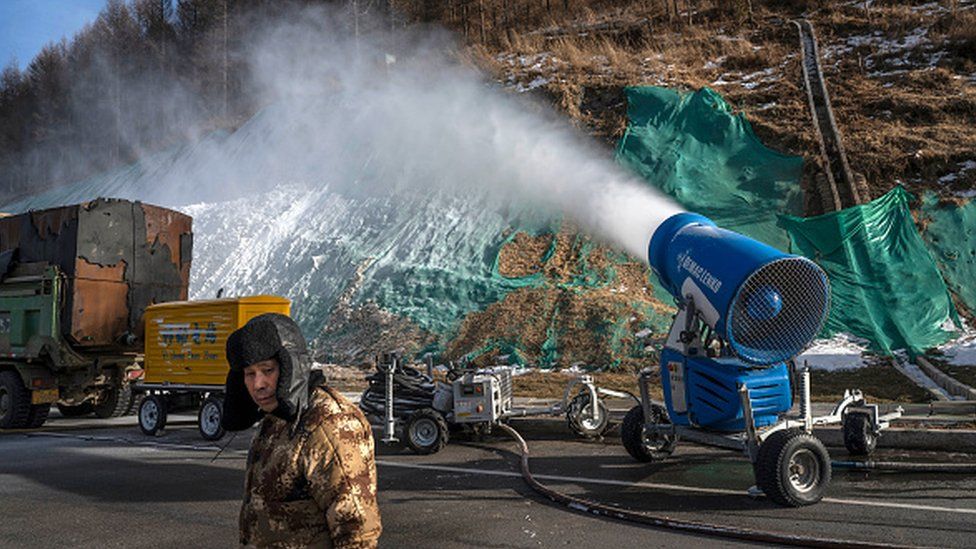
[221,313,315,431]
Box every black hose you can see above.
[832,460,976,474]
[358,365,436,420]
[496,423,916,549]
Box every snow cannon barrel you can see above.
[648,212,829,365]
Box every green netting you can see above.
[615,86,804,251]
[919,194,976,316]
[779,186,958,355]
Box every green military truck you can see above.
[0,199,192,429]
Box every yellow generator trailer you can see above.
[136,295,291,440]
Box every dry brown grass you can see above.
[435,0,976,204]
[496,231,555,277]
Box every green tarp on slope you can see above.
[615,86,803,251]
[919,194,976,316]
[779,186,958,355]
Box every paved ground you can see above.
[2,412,976,548]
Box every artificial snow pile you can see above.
[795,333,870,371]
[938,332,976,366]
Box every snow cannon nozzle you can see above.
[647,212,830,365]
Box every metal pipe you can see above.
[801,366,812,432]
[585,378,600,423]
[638,368,654,425]
[382,355,398,443]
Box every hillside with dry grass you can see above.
[362,0,976,379]
[396,0,976,211]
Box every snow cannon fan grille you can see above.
[727,257,829,365]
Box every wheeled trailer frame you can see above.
[134,383,226,441]
[368,353,631,455]
[623,365,903,506]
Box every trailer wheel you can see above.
[566,391,610,438]
[198,395,226,441]
[57,402,94,417]
[0,370,32,429]
[94,383,135,419]
[405,408,448,455]
[755,428,831,507]
[621,404,676,462]
[139,395,168,436]
[842,412,877,456]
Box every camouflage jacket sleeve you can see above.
[300,410,382,549]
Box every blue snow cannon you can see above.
[646,212,830,431]
[623,211,896,507]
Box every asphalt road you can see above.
[2,414,975,548]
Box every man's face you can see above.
[243,359,280,413]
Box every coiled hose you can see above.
[496,423,913,549]
[358,365,436,420]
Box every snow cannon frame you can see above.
[622,212,902,508]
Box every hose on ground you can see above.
[496,423,912,549]
[832,460,976,474]
[358,365,436,420]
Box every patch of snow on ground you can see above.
[938,159,976,184]
[938,332,976,366]
[515,76,551,93]
[892,355,951,398]
[796,333,869,371]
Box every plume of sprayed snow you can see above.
[244,8,683,260]
[13,5,683,262]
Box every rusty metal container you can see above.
[0,198,192,350]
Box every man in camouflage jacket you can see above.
[222,313,382,548]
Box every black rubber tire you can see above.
[843,412,877,456]
[26,404,51,428]
[755,428,831,507]
[0,370,31,429]
[566,391,610,438]
[620,404,676,462]
[405,408,449,455]
[94,383,135,419]
[57,402,95,417]
[198,395,226,441]
[138,395,168,436]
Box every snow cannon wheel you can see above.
[842,412,877,456]
[405,408,449,455]
[566,392,610,438]
[756,429,831,507]
[621,404,676,462]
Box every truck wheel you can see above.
[198,395,226,441]
[127,393,144,416]
[139,395,168,436]
[94,383,135,419]
[842,412,877,456]
[566,391,610,438]
[0,370,32,429]
[57,402,95,417]
[621,404,676,462]
[755,428,831,507]
[405,408,448,455]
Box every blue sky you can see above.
[0,0,106,70]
